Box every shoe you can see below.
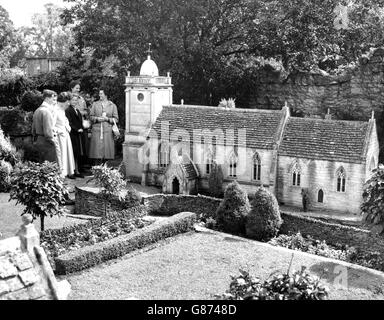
[74,173,85,178]
[67,175,76,179]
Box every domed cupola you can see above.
[140,55,159,76]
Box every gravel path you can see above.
[64,228,384,300]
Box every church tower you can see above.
[123,46,173,182]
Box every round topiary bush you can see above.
[246,187,282,241]
[215,180,250,235]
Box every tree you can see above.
[9,161,68,231]
[246,187,282,241]
[215,180,250,234]
[208,161,224,198]
[361,165,384,235]
[0,5,16,68]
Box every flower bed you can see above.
[40,206,149,267]
[268,232,384,272]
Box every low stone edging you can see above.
[54,211,197,275]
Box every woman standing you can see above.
[55,92,75,178]
[65,94,86,178]
[89,89,119,164]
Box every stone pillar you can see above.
[17,214,39,253]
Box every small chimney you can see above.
[181,99,184,106]
[325,108,332,120]
[127,71,131,77]
[167,72,170,77]
[371,110,375,120]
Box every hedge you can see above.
[54,211,197,275]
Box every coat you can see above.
[65,105,86,159]
[89,100,119,160]
[32,102,58,163]
[55,106,75,177]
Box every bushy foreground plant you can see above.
[0,159,12,192]
[246,187,282,241]
[0,126,20,166]
[91,164,126,216]
[216,181,250,235]
[218,267,329,300]
[9,161,68,231]
[361,165,384,235]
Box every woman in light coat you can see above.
[89,89,119,163]
[55,92,75,178]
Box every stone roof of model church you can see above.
[151,105,285,150]
[279,117,372,163]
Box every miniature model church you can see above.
[123,53,379,215]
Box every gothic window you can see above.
[318,189,324,203]
[292,162,301,186]
[336,167,346,192]
[206,151,213,175]
[252,152,261,181]
[229,152,238,178]
[159,142,169,168]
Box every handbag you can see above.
[112,118,120,140]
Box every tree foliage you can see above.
[361,165,384,235]
[60,0,384,108]
[215,180,250,234]
[9,161,68,231]
[246,187,282,241]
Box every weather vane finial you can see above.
[146,43,152,58]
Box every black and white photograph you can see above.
[1,0,384,309]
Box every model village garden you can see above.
[3,0,384,300]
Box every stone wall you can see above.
[142,194,384,255]
[252,48,384,121]
[142,194,221,218]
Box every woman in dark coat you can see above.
[65,94,86,177]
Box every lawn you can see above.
[64,228,384,300]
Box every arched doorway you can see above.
[172,177,180,195]
[318,189,324,203]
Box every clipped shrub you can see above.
[9,161,68,231]
[218,267,329,300]
[20,90,43,112]
[0,159,12,192]
[208,162,224,198]
[215,181,250,235]
[18,142,41,163]
[246,187,282,241]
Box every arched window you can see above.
[229,152,237,178]
[252,152,261,181]
[205,150,213,175]
[159,142,169,168]
[292,162,301,186]
[336,167,346,192]
[318,189,324,203]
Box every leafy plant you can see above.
[246,187,282,241]
[218,266,329,300]
[218,98,236,108]
[0,126,20,166]
[90,164,126,216]
[9,161,68,231]
[0,159,12,192]
[20,90,43,112]
[215,180,250,235]
[361,165,384,235]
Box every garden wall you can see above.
[142,193,221,218]
[252,48,384,120]
[142,194,384,255]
